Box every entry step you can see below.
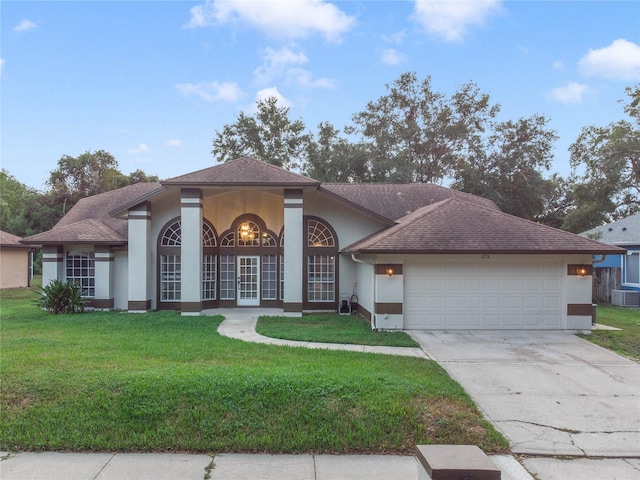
[415,445,501,480]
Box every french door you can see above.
[237,256,260,306]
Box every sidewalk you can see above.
[0,451,533,480]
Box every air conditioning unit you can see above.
[611,289,640,307]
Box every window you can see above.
[159,219,218,304]
[203,254,217,300]
[308,219,335,247]
[66,252,95,297]
[262,255,277,300]
[160,254,181,301]
[307,255,335,302]
[220,254,235,300]
[625,252,639,284]
[238,221,260,246]
[280,255,285,301]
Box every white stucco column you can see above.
[180,188,203,315]
[41,245,64,288]
[283,189,303,314]
[374,263,404,330]
[127,202,151,312]
[94,245,114,310]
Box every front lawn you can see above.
[256,314,419,347]
[583,305,640,361]
[0,286,507,454]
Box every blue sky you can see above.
[2,0,639,191]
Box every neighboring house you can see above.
[22,156,623,332]
[0,230,32,289]
[581,214,640,306]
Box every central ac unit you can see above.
[611,289,640,307]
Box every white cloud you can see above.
[176,81,245,102]
[254,46,333,88]
[0,58,4,78]
[184,0,356,42]
[412,0,502,42]
[166,139,182,147]
[13,19,37,32]
[551,82,588,104]
[382,30,407,45]
[553,60,565,70]
[255,87,291,109]
[578,39,640,81]
[128,144,150,154]
[381,48,407,65]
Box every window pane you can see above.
[307,255,335,302]
[202,254,217,300]
[65,252,96,298]
[626,253,639,284]
[262,255,277,300]
[160,254,181,301]
[220,255,235,300]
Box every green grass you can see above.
[0,284,508,454]
[256,314,419,347]
[582,305,640,361]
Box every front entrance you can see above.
[237,256,260,306]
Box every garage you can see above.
[404,259,564,330]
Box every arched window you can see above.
[158,219,218,305]
[306,218,338,304]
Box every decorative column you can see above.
[41,245,64,288]
[127,202,151,312]
[283,189,303,314]
[93,245,114,310]
[180,188,203,315]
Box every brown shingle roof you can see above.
[320,183,499,221]
[23,219,126,244]
[162,156,320,187]
[22,182,162,245]
[0,230,30,248]
[344,197,626,254]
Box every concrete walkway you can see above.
[0,451,532,480]
[215,308,428,358]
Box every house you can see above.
[22,156,623,331]
[581,214,639,306]
[1,230,33,289]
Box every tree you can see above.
[350,72,500,183]
[303,122,369,182]
[211,97,309,170]
[565,84,640,231]
[452,114,558,220]
[0,169,37,235]
[47,150,122,212]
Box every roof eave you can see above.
[161,181,320,188]
[344,248,627,255]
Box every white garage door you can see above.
[404,260,563,330]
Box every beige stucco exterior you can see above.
[0,246,30,289]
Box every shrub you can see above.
[39,279,88,314]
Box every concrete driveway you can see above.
[409,330,640,457]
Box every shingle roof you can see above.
[0,230,30,248]
[344,197,625,254]
[22,182,162,245]
[24,219,126,244]
[320,183,499,221]
[580,213,640,245]
[162,156,320,187]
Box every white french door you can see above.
[237,256,260,306]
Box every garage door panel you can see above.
[404,261,563,330]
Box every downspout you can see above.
[351,254,377,330]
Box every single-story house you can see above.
[581,214,639,306]
[1,230,33,289]
[23,156,623,331]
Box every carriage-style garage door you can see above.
[404,259,563,330]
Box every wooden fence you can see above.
[592,267,621,304]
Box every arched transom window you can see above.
[308,219,335,247]
[306,218,337,304]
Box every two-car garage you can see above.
[403,258,564,330]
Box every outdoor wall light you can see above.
[576,265,588,277]
[386,266,394,277]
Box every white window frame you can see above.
[65,251,95,298]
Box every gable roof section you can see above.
[580,213,640,246]
[162,156,320,187]
[345,197,625,255]
[0,230,30,249]
[321,183,499,221]
[22,182,162,245]
[23,219,126,244]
